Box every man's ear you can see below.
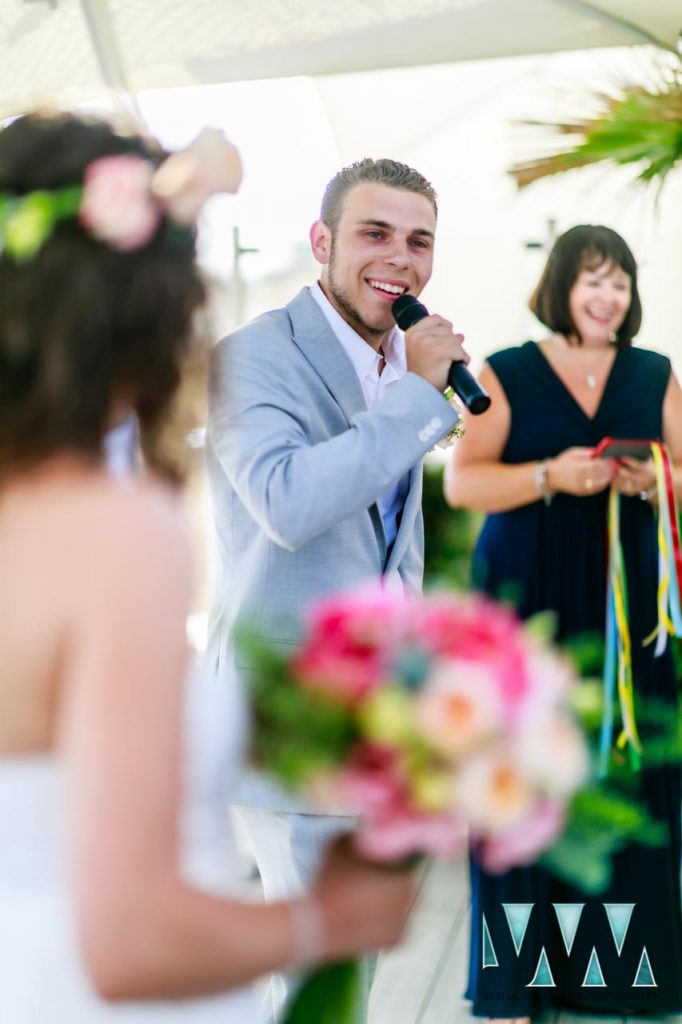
[309,220,331,266]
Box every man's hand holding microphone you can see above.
[393,295,491,415]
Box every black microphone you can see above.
[392,294,491,415]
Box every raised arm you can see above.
[209,332,457,551]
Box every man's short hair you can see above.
[320,158,438,230]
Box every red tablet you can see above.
[592,437,652,461]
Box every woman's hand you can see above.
[311,835,417,961]
[612,456,657,500]
[547,447,615,497]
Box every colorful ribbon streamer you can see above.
[599,442,682,775]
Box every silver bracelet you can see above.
[639,484,657,502]
[287,899,327,969]
[534,459,554,506]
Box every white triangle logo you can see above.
[482,914,498,969]
[553,903,584,956]
[527,947,555,987]
[633,947,657,988]
[603,903,635,956]
[502,903,534,956]
[582,948,607,987]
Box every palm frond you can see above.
[510,59,682,191]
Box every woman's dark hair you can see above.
[0,112,206,479]
[529,224,642,348]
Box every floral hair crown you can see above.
[0,128,242,263]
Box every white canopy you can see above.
[3,0,681,116]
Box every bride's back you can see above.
[0,463,184,756]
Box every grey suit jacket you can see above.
[206,286,458,808]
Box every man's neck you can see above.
[316,279,389,352]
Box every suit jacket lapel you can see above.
[287,287,386,559]
[385,462,422,574]
[287,287,367,425]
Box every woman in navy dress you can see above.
[445,225,682,1022]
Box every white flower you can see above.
[455,750,536,834]
[416,660,504,757]
[514,710,589,797]
[523,647,574,710]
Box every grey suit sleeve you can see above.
[209,331,458,552]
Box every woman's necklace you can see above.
[551,335,615,390]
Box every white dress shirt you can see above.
[103,412,140,478]
[311,282,410,547]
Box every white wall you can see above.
[139,45,682,374]
[315,48,682,373]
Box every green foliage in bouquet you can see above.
[541,781,665,892]
[238,588,682,1024]
[240,620,673,897]
[538,630,679,893]
[283,961,360,1024]
[239,634,359,788]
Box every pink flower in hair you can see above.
[79,155,160,251]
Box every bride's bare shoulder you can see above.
[2,466,190,576]
[74,474,190,566]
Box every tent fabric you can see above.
[2,0,681,115]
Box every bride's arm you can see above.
[58,486,412,1001]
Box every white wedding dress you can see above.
[0,657,259,1023]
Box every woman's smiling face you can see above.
[568,259,632,346]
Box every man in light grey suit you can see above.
[206,158,468,1019]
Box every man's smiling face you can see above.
[310,182,436,348]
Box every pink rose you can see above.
[80,155,160,251]
[304,586,409,652]
[357,808,468,861]
[333,744,407,814]
[412,594,530,709]
[294,586,408,702]
[477,799,565,873]
[293,647,386,703]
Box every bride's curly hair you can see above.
[0,112,205,479]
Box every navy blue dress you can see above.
[466,341,682,1019]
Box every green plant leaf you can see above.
[283,961,361,1024]
[509,62,682,192]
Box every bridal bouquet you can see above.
[241,585,596,1023]
[249,587,590,865]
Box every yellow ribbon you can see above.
[608,486,642,755]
